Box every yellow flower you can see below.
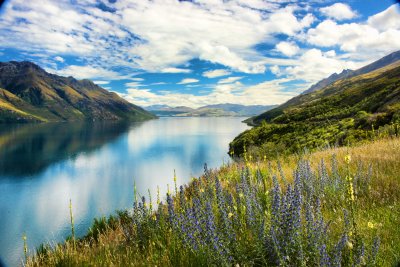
[348,183,355,201]
[239,193,244,198]
[228,212,234,218]
[346,241,353,250]
[344,154,351,164]
[367,221,375,229]
[263,155,267,162]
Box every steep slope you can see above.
[301,50,400,95]
[0,61,156,122]
[230,60,400,157]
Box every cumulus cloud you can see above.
[0,0,315,75]
[280,48,359,82]
[305,5,400,59]
[276,41,300,56]
[177,78,199,85]
[202,69,231,78]
[320,3,357,21]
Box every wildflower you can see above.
[264,155,267,162]
[348,183,355,201]
[344,154,351,164]
[156,186,160,205]
[228,212,233,218]
[367,221,375,229]
[346,241,353,250]
[22,233,28,261]
[239,193,244,198]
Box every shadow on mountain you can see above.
[0,121,136,177]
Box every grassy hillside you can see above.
[230,62,400,157]
[25,137,400,266]
[0,61,156,122]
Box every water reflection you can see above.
[0,117,249,266]
[0,121,133,177]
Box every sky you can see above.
[0,0,399,108]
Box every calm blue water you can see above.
[0,117,249,266]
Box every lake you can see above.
[0,117,249,266]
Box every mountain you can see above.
[302,50,400,95]
[146,105,194,116]
[0,61,156,123]
[145,103,277,117]
[230,53,400,157]
[302,69,353,94]
[247,50,400,126]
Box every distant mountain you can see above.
[303,50,400,95]
[230,52,400,157]
[0,61,156,123]
[145,103,277,117]
[146,105,194,116]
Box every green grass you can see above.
[25,137,400,266]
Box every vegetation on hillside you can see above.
[230,63,400,157]
[0,61,156,123]
[25,137,400,266]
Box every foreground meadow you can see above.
[26,137,400,266]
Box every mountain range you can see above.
[0,61,155,123]
[146,103,277,117]
[230,50,400,156]
[302,50,400,95]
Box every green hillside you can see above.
[0,61,156,123]
[230,61,400,157]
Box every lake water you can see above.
[0,117,249,266]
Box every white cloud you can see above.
[93,80,109,85]
[218,76,243,84]
[54,56,64,62]
[125,82,144,87]
[281,48,359,83]
[305,5,400,58]
[122,78,300,108]
[276,41,300,56]
[177,78,199,85]
[270,65,282,76]
[367,4,400,31]
[320,3,357,21]
[0,0,316,75]
[160,67,192,73]
[53,65,123,80]
[202,69,231,78]
[130,78,144,81]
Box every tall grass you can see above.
[26,138,400,266]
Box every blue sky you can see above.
[0,0,399,107]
